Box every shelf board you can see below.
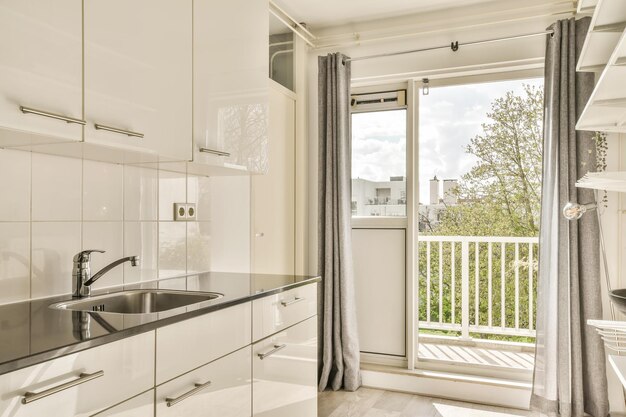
[577,27,626,133]
[577,0,626,73]
[577,0,599,15]
[576,171,626,192]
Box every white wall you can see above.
[0,148,250,304]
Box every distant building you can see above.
[351,175,460,227]
[419,176,459,232]
[352,176,406,216]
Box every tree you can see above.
[418,84,543,342]
[435,84,543,237]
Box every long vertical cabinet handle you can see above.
[257,344,287,360]
[19,106,86,125]
[21,370,104,404]
[165,380,212,407]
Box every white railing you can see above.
[418,235,538,340]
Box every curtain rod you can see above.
[345,30,554,63]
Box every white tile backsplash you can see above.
[159,169,186,221]
[31,222,81,298]
[0,149,30,221]
[83,222,124,290]
[124,166,158,221]
[83,160,123,221]
[159,221,187,278]
[124,221,158,283]
[32,153,82,221]
[0,149,249,304]
[0,222,30,303]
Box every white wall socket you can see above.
[174,203,197,221]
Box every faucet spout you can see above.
[84,256,140,287]
[73,250,139,297]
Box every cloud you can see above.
[351,78,543,204]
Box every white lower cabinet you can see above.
[156,302,252,384]
[252,317,318,417]
[156,347,251,417]
[0,331,154,417]
[92,391,154,417]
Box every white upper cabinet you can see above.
[0,0,83,147]
[84,0,192,161]
[192,0,269,174]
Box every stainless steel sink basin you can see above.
[50,289,223,314]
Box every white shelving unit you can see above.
[577,0,626,73]
[576,171,626,192]
[577,0,599,15]
[577,28,626,132]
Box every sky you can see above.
[351,77,543,204]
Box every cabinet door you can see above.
[156,347,251,417]
[84,0,192,161]
[92,391,154,417]
[0,0,83,146]
[156,302,251,384]
[193,0,269,172]
[0,331,154,417]
[252,85,295,275]
[253,317,317,417]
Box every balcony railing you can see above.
[418,235,538,340]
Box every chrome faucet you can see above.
[72,250,139,298]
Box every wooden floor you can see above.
[318,387,535,417]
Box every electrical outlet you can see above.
[186,203,197,220]
[174,203,187,221]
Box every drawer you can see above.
[0,331,154,417]
[252,316,317,417]
[156,346,251,417]
[156,302,251,384]
[253,284,317,341]
[92,390,154,417]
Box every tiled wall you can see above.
[0,148,250,305]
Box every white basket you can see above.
[588,320,626,354]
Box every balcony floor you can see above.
[417,336,535,372]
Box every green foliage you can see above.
[419,84,543,343]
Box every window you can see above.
[351,90,407,217]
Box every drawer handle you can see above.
[258,344,287,360]
[94,123,144,138]
[21,370,104,404]
[281,297,304,307]
[166,380,212,407]
[199,147,230,157]
[19,105,86,125]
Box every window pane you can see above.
[351,109,407,217]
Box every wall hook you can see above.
[451,41,459,52]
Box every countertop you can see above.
[0,272,320,376]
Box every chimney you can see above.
[443,179,458,205]
[429,176,440,205]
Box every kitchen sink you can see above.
[50,289,223,314]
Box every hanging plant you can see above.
[592,131,608,207]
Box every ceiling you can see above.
[272,0,498,29]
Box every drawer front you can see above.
[156,346,251,417]
[156,302,251,384]
[252,284,317,342]
[0,331,154,417]
[252,316,317,417]
[92,390,154,417]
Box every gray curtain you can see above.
[317,52,361,392]
[531,17,609,417]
